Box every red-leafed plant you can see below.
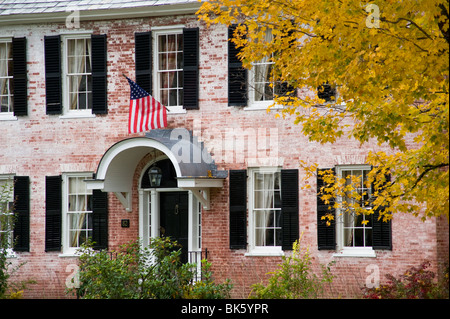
[363,260,449,299]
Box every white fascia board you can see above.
[0,2,201,26]
[177,178,224,188]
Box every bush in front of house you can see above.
[249,239,335,299]
[363,260,449,299]
[69,237,232,299]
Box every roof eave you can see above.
[0,2,201,26]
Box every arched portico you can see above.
[85,129,227,211]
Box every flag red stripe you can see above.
[133,99,139,133]
[151,98,156,130]
[127,81,167,133]
[128,101,133,134]
[156,101,161,128]
[163,105,167,127]
[144,96,150,131]
[139,99,145,132]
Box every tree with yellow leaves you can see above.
[198,0,449,222]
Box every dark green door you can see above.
[160,191,189,263]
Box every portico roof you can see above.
[85,129,227,211]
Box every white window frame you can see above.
[245,167,284,257]
[333,165,376,258]
[0,175,15,257]
[60,33,96,119]
[152,27,186,114]
[0,38,17,121]
[60,172,94,256]
[245,29,285,111]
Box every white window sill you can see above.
[59,112,96,119]
[1,249,17,258]
[245,247,285,257]
[333,247,376,258]
[0,113,18,121]
[59,250,83,258]
[167,107,187,114]
[244,101,283,111]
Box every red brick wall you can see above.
[1,14,447,299]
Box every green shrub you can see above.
[249,239,334,299]
[1,183,35,299]
[184,260,233,299]
[71,237,232,299]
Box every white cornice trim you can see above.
[0,2,201,26]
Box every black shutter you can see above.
[317,168,336,250]
[281,169,299,250]
[44,35,62,114]
[317,83,337,102]
[276,25,296,99]
[13,176,30,252]
[92,190,108,250]
[12,37,27,116]
[228,25,247,106]
[91,34,108,114]
[371,173,392,250]
[183,27,199,110]
[45,176,62,252]
[372,209,392,250]
[135,32,152,94]
[229,170,247,249]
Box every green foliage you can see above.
[249,239,334,299]
[1,182,14,298]
[184,260,233,299]
[0,182,35,299]
[198,0,449,222]
[71,237,232,299]
[363,260,449,299]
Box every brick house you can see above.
[0,0,448,299]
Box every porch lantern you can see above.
[148,165,163,187]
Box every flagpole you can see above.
[122,73,170,112]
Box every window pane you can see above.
[177,52,183,69]
[66,38,92,111]
[67,176,92,249]
[344,227,353,246]
[168,52,176,70]
[159,53,167,70]
[365,228,373,247]
[157,32,183,107]
[160,73,168,89]
[169,89,177,106]
[252,170,282,247]
[354,229,364,247]
[0,41,13,113]
[178,88,183,106]
[167,34,176,50]
[266,229,274,246]
[177,33,183,50]
[254,190,264,209]
[168,71,176,88]
[79,93,87,109]
[159,35,167,52]
[255,229,265,246]
[161,89,168,106]
[341,167,373,248]
[274,190,281,208]
[254,172,264,190]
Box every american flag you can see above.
[126,76,167,134]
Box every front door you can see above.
[159,191,189,263]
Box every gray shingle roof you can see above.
[0,0,197,16]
